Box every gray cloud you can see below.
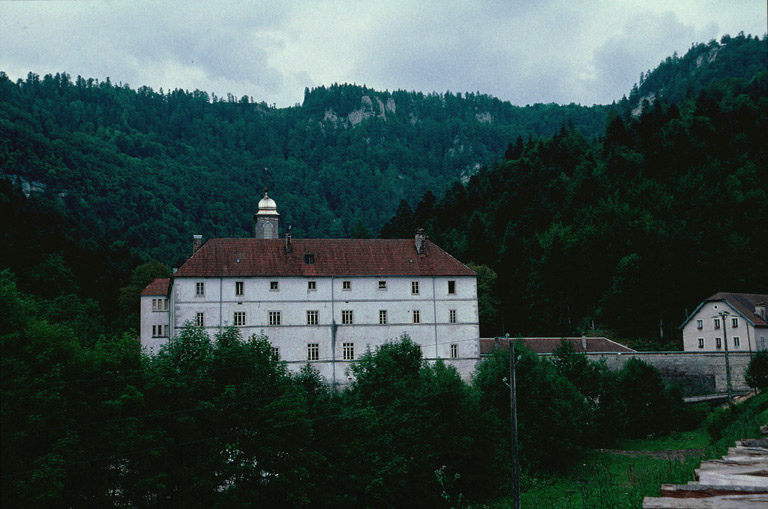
[0,1,763,107]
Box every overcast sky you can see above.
[1,1,765,107]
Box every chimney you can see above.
[415,228,426,255]
[756,302,767,321]
[285,225,293,254]
[192,235,203,255]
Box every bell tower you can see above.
[254,189,280,239]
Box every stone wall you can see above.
[540,351,754,396]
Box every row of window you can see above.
[697,336,741,349]
[194,309,460,327]
[298,342,460,361]
[696,317,739,330]
[193,280,459,296]
[151,298,168,311]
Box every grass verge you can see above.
[486,392,767,508]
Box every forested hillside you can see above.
[0,70,609,264]
[382,34,767,344]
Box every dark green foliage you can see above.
[473,345,590,470]
[745,351,768,390]
[0,180,137,335]
[468,263,502,338]
[389,38,768,344]
[0,72,609,264]
[618,358,679,437]
[118,260,171,331]
[338,335,504,506]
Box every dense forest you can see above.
[381,34,768,344]
[0,65,609,264]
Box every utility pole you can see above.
[719,311,733,405]
[508,340,521,509]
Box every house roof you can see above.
[173,238,476,278]
[479,337,635,355]
[681,292,768,328]
[140,278,170,296]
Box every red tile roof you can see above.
[479,337,635,355]
[706,292,768,327]
[173,238,476,278]
[140,278,170,296]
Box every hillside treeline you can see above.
[384,66,768,344]
[1,274,699,507]
[0,70,608,264]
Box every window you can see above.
[448,280,456,294]
[698,338,704,349]
[732,317,739,328]
[270,281,279,291]
[342,280,351,291]
[307,343,319,361]
[235,281,244,296]
[152,298,168,311]
[734,337,740,348]
[271,346,280,359]
[269,311,281,326]
[696,319,703,330]
[413,310,420,324]
[342,310,353,325]
[196,312,204,327]
[234,311,246,326]
[450,344,458,358]
[307,310,318,325]
[715,337,722,349]
[714,318,721,329]
[152,325,167,338]
[196,282,205,296]
[304,253,314,264]
[411,281,419,295]
[343,342,354,361]
[308,281,316,291]
[379,310,387,324]
[378,280,387,290]
[449,309,457,324]
[761,337,767,350]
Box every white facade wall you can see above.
[142,275,480,382]
[682,300,764,352]
[140,294,170,353]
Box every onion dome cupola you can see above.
[254,189,280,239]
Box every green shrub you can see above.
[745,350,768,390]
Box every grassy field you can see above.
[486,393,767,508]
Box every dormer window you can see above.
[305,253,314,264]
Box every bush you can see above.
[745,350,768,390]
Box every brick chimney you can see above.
[415,228,426,255]
[285,225,293,254]
[192,234,203,255]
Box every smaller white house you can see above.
[681,292,768,352]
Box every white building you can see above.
[681,292,768,352]
[140,191,480,383]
